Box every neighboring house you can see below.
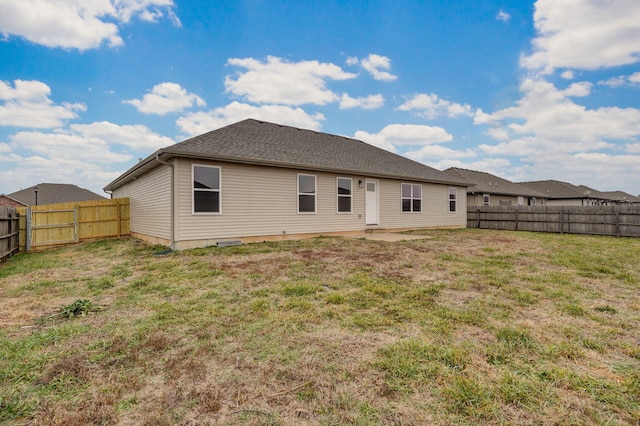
[0,194,27,208]
[600,190,640,204]
[444,168,547,207]
[577,186,640,205]
[104,119,470,250]
[1,183,105,207]
[520,180,613,206]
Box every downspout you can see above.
[156,154,175,249]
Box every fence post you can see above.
[477,208,481,228]
[515,208,519,231]
[560,209,564,234]
[615,210,620,237]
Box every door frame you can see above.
[365,179,379,225]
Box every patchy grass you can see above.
[1,230,639,425]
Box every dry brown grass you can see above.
[1,230,639,425]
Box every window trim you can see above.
[483,194,490,206]
[401,183,422,213]
[336,177,353,214]
[192,164,221,215]
[297,173,317,214]
[448,187,457,213]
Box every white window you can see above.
[193,165,220,214]
[298,174,316,213]
[483,194,490,206]
[449,187,457,212]
[337,177,352,213]
[401,183,422,213]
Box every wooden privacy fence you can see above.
[468,205,640,237]
[0,206,20,261]
[17,198,130,251]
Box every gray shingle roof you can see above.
[105,119,469,191]
[520,180,596,199]
[601,190,640,203]
[444,168,547,198]
[8,183,105,206]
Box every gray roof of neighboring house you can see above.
[576,185,615,200]
[8,183,105,206]
[599,190,640,203]
[444,168,547,198]
[105,119,469,191]
[519,180,639,202]
[519,180,592,199]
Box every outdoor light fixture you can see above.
[358,180,363,188]
[34,186,39,206]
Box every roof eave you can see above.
[105,149,471,190]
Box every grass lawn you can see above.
[1,229,639,425]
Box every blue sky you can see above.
[1,0,639,196]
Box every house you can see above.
[0,183,105,207]
[600,190,640,205]
[0,194,26,208]
[520,180,613,206]
[104,119,470,250]
[444,168,547,207]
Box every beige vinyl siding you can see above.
[112,164,172,240]
[467,194,520,207]
[489,195,518,206]
[378,181,466,229]
[546,199,584,206]
[174,159,366,242]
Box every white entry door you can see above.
[365,179,379,225]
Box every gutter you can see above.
[155,153,175,250]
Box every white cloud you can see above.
[478,78,640,144]
[563,81,592,97]
[359,54,398,82]
[0,0,180,50]
[599,72,640,88]
[521,0,640,74]
[0,80,86,128]
[7,130,131,163]
[176,101,325,136]
[354,124,453,152]
[487,127,510,141]
[69,121,175,151]
[0,120,175,194]
[560,70,575,79]
[398,93,473,119]
[598,76,627,88]
[496,10,511,22]
[345,56,359,67]
[7,122,173,160]
[339,93,384,110]
[124,82,206,115]
[405,145,476,163]
[474,76,640,194]
[224,56,357,106]
[523,151,640,192]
